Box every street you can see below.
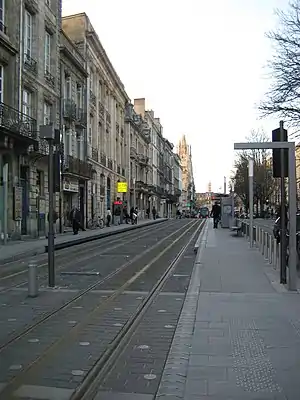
[0,219,204,399]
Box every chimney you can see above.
[134,98,145,118]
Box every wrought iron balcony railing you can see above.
[98,102,105,119]
[63,155,92,179]
[45,70,55,88]
[0,102,37,140]
[106,111,111,125]
[24,53,37,74]
[90,90,96,107]
[0,22,7,34]
[75,107,87,127]
[100,152,107,167]
[91,147,99,162]
[63,99,76,120]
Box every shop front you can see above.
[62,178,79,227]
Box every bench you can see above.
[231,219,243,236]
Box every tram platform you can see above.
[156,219,300,400]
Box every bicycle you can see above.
[87,215,104,229]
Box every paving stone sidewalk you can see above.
[0,218,166,266]
[156,219,300,400]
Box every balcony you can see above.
[106,111,111,125]
[108,158,113,170]
[24,53,37,75]
[63,99,76,120]
[90,90,96,107]
[138,154,149,166]
[98,102,105,120]
[63,155,92,179]
[45,70,55,88]
[0,102,37,144]
[100,185,105,196]
[0,22,7,35]
[91,147,99,163]
[130,146,137,159]
[100,152,107,167]
[30,138,49,156]
[75,107,87,127]
[135,180,148,192]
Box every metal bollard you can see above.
[28,261,38,298]
[273,238,277,269]
[268,234,272,264]
[264,232,268,258]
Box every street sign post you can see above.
[234,139,297,291]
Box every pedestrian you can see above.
[210,201,221,229]
[106,208,112,227]
[70,205,85,235]
[152,206,156,220]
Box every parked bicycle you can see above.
[87,215,104,229]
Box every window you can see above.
[89,115,93,144]
[0,0,5,33]
[43,102,51,125]
[44,31,51,73]
[64,76,71,99]
[0,65,3,102]
[22,90,31,116]
[76,83,82,108]
[24,11,33,60]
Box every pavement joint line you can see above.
[155,220,208,399]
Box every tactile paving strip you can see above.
[230,319,282,393]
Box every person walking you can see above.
[106,208,112,227]
[70,205,85,235]
[210,201,221,229]
[152,206,156,220]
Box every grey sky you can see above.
[63,0,290,192]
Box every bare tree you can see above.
[259,1,300,127]
[231,129,277,214]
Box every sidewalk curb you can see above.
[0,219,168,267]
[45,218,168,252]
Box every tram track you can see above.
[0,219,203,400]
[0,219,176,292]
[0,221,201,400]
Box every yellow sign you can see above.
[117,182,128,193]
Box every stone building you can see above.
[173,153,182,209]
[125,101,151,216]
[60,29,91,229]
[136,98,165,216]
[62,13,130,220]
[0,0,61,239]
[177,134,196,212]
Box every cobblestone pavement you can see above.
[0,219,202,400]
[156,219,300,400]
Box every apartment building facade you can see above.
[0,0,61,239]
[62,13,130,220]
[125,102,152,215]
[60,29,91,228]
